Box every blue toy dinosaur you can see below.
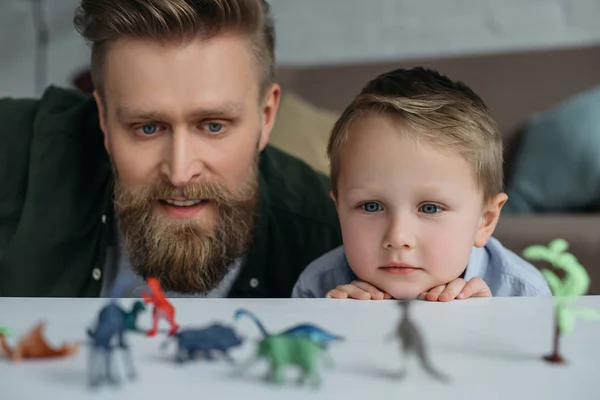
[233,308,343,348]
[86,272,138,388]
[161,323,244,363]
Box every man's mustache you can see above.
[114,179,246,208]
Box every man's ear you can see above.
[258,83,281,151]
[93,90,110,154]
[474,192,508,248]
[329,190,338,207]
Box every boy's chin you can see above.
[379,284,424,300]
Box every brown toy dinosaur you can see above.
[0,321,78,362]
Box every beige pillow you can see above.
[269,92,339,175]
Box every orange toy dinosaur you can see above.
[0,321,78,362]
[141,277,180,336]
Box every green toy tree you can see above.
[523,238,600,363]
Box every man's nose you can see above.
[161,130,203,187]
[382,214,416,250]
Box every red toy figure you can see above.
[141,277,180,337]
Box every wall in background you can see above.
[1,0,600,98]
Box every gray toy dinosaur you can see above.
[392,300,449,382]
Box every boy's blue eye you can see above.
[420,204,440,214]
[362,202,382,212]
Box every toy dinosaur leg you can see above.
[175,347,186,363]
[305,365,321,388]
[267,360,285,385]
[88,349,100,388]
[203,349,215,360]
[147,309,159,337]
[120,346,137,380]
[416,346,448,382]
[105,350,120,385]
[166,312,179,336]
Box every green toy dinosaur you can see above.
[235,334,333,387]
[523,238,600,363]
[121,300,147,332]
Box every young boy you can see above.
[292,67,551,301]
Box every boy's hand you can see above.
[418,277,491,302]
[326,280,393,300]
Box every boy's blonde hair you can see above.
[328,67,503,202]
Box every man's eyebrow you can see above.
[116,103,244,121]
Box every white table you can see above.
[1,296,599,399]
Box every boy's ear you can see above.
[474,192,508,248]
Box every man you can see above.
[0,0,342,298]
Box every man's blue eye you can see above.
[141,124,158,135]
[207,123,222,133]
[362,202,382,212]
[421,204,440,214]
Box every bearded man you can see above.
[0,0,342,298]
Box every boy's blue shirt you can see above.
[291,236,552,298]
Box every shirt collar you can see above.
[463,245,489,281]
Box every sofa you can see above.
[269,44,600,294]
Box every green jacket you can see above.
[0,86,342,297]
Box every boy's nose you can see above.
[382,216,416,250]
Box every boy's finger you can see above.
[325,289,349,299]
[351,280,385,300]
[417,292,428,300]
[458,277,492,299]
[438,278,467,301]
[424,284,447,301]
[337,284,371,300]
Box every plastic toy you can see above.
[86,272,137,387]
[236,334,333,387]
[234,308,343,348]
[523,238,600,363]
[141,277,179,337]
[161,323,244,363]
[123,300,146,332]
[389,300,449,382]
[0,321,78,362]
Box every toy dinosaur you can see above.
[0,321,78,362]
[233,308,343,348]
[86,271,137,387]
[389,300,449,382]
[523,238,600,363]
[122,300,146,332]
[161,323,244,363]
[141,277,179,337]
[236,334,333,387]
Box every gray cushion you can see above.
[504,85,600,213]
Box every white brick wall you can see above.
[1,0,600,97]
[271,0,600,66]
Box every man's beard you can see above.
[112,159,259,295]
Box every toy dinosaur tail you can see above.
[233,308,269,337]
